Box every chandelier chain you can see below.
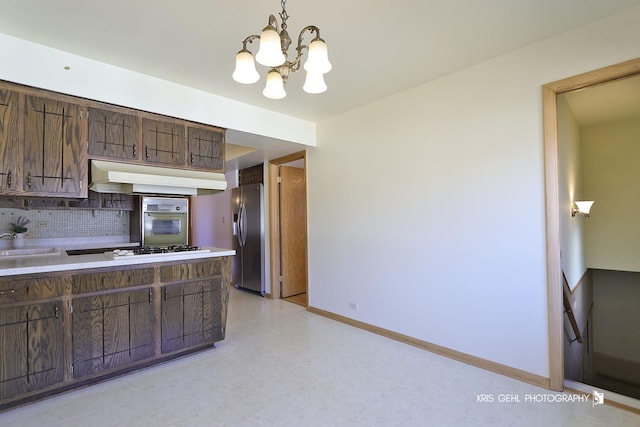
[280,0,289,31]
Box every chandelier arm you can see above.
[240,34,261,51]
[267,14,279,29]
[287,25,321,71]
[297,25,321,44]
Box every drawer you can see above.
[159,259,221,283]
[72,268,154,294]
[0,276,68,304]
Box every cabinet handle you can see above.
[145,145,149,158]
[27,172,32,188]
[133,145,137,157]
[163,288,167,301]
[7,170,11,187]
[190,153,194,164]
[55,305,59,319]
[149,290,153,303]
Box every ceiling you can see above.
[1,0,640,169]
[562,74,640,127]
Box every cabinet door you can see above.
[0,89,22,194]
[201,278,224,343]
[142,118,185,166]
[23,95,87,197]
[0,302,64,400]
[187,127,224,171]
[160,283,185,354]
[72,288,154,377]
[161,279,222,354]
[88,107,139,160]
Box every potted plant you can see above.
[9,216,30,248]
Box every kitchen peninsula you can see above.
[0,248,234,410]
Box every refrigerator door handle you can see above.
[240,204,248,246]
[237,204,244,247]
[235,211,242,246]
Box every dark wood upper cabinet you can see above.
[0,89,22,194]
[0,81,227,199]
[187,126,225,171]
[23,95,87,197]
[142,118,185,166]
[88,107,139,160]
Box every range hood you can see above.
[90,160,227,196]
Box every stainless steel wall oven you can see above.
[140,196,189,247]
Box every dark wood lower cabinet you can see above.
[0,302,64,400]
[72,288,155,377]
[0,256,231,411]
[161,279,223,353]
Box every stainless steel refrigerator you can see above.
[232,183,265,295]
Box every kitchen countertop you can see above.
[0,247,236,277]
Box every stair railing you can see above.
[562,272,583,344]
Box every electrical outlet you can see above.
[38,221,49,227]
[349,302,359,311]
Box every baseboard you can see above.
[307,306,549,390]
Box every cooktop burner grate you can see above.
[134,245,201,255]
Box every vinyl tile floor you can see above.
[1,288,639,426]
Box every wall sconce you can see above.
[571,201,594,218]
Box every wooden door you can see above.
[0,302,64,400]
[279,166,308,298]
[187,126,224,171]
[88,107,139,160]
[0,89,22,194]
[142,118,185,166]
[23,95,86,197]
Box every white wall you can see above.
[190,170,237,249]
[557,95,591,382]
[557,96,588,290]
[583,118,640,271]
[308,6,640,378]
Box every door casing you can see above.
[543,57,640,391]
[267,150,308,300]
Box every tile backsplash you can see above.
[0,208,130,239]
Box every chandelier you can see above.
[232,0,332,99]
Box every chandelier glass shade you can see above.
[232,0,332,99]
[263,69,287,99]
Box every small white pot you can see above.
[13,233,26,249]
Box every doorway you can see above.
[268,151,309,306]
[543,57,640,393]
